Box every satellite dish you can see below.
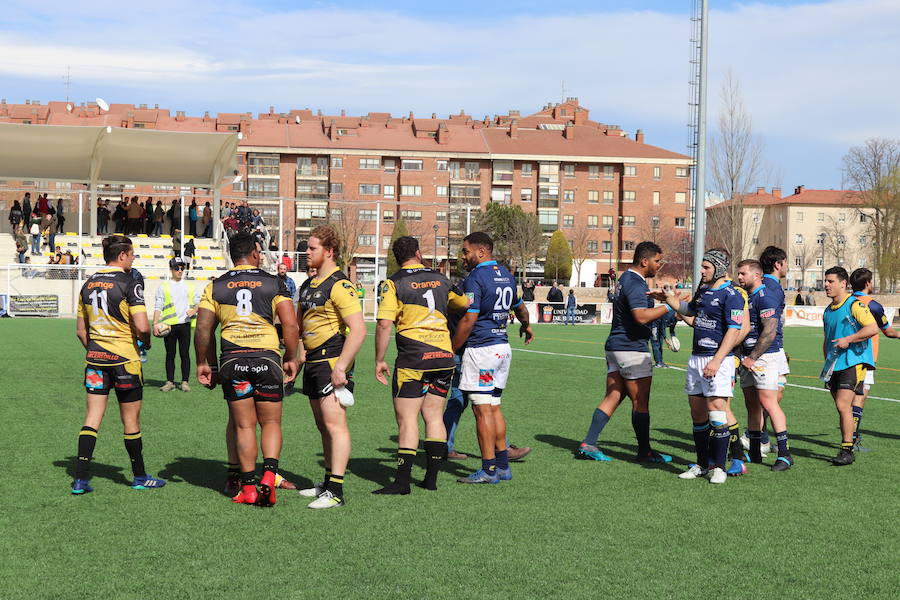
[66,103,73,112]
[96,97,110,111]
[295,115,301,124]
[232,174,243,184]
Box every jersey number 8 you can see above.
[236,289,253,316]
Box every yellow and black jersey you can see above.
[77,267,147,365]
[377,264,468,370]
[298,267,361,361]
[199,265,291,358]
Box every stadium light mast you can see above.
[691,0,709,290]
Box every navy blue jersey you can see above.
[462,260,521,349]
[742,284,781,355]
[688,281,747,356]
[761,274,785,351]
[853,291,890,331]
[605,269,653,352]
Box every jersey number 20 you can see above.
[494,286,513,311]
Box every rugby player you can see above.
[848,268,897,450]
[71,235,165,494]
[372,236,467,494]
[194,232,299,506]
[821,267,879,465]
[654,249,748,484]
[296,225,366,508]
[736,259,793,471]
[577,241,674,463]
[452,232,534,484]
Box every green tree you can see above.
[544,229,572,282]
[386,219,409,276]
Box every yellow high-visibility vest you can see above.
[160,280,197,328]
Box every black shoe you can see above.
[371,482,410,495]
[771,455,793,472]
[832,448,855,466]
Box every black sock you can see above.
[710,424,730,469]
[240,471,256,486]
[123,431,146,478]
[422,439,447,491]
[692,422,710,467]
[326,474,344,499]
[75,427,98,480]
[323,469,331,486]
[840,441,854,453]
[632,411,651,455]
[227,462,240,477]
[263,457,279,473]
[728,423,743,460]
[395,448,416,487]
[748,430,762,462]
[775,430,790,456]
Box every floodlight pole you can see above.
[692,0,709,290]
[374,200,381,319]
[180,195,185,245]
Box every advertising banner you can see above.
[536,303,597,324]
[9,294,60,317]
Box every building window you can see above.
[603,191,614,204]
[624,241,635,251]
[818,212,825,222]
[382,236,392,249]
[296,181,327,198]
[816,257,823,267]
[247,178,279,197]
[359,158,380,169]
[675,217,686,227]
[859,213,868,223]
[383,210,394,222]
[436,186,449,197]
[796,211,804,222]
[653,166,661,179]
[401,210,422,221]
[383,158,396,171]
[359,210,378,221]
[358,235,376,246]
[859,235,867,245]
[623,216,636,226]
[563,164,575,177]
[329,183,343,195]
[538,210,558,231]
[836,234,846,245]
[521,189,532,202]
[676,167,688,177]
[437,237,447,248]
[331,157,343,168]
[602,216,613,227]
[795,257,802,267]
[588,241,599,254]
[817,233,825,244]
[588,165,599,179]
[384,185,395,198]
[359,184,380,195]
[401,159,423,171]
[623,191,636,202]
[521,163,533,176]
[401,185,423,197]
[587,215,599,228]
[436,160,448,171]
[436,211,447,221]
[838,212,846,222]
[600,240,610,252]
[317,157,328,173]
[752,213,760,224]
[563,215,575,228]
[248,153,279,175]
[624,165,636,177]
[587,190,599,204]
[563,190,575,203]
[795,234,804,244]
[652,191,660,205]
[603,165,615,179]
[464,161,480,179]
[675,192,686,204]
[651,216,660,228]
[752,237,759,245]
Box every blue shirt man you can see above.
[687,281,746,356]
[460,260,521,349]
[605,269,654,353]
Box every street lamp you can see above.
[433,223,439,270]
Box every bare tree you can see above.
[568,220,592,285]
[329,203,367,272]
[505,210,544,281]
[843,138,900,290]
[636,211,691,281]
[792,242,817,289]
[819,216,853,271]
[707,71,766,263]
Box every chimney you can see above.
[432,112,437,119]
[635,129,645,143]
[176,110,185,121]
[269,105,275,114]
[509,119,518,139]
[340,109,346,117]
[509,110,520,116]
[154,103,159,109]
[437,123,450,145]
[203,111,210,121]
[409,111,414,119]
[772,187,782,198]
[794,185,805,195]
[564,123,575,139]
[756,186,766,195]
[329,119,338,141]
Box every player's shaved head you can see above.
[102,234,133,264]
[463,231,493,253]
[632,241,662,265]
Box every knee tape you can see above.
[709,410,727,427]
[467,392,495,406]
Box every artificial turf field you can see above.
[1,319,898,600]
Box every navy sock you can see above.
[760,430,771,445]
[631,411,651,455]
[481,458,496,475]
[728,423,743,460]
[692,422,710,467]
[495,449,509,470]
[852,406,863,441]
[709,424,730,469]
[775,430,790,455]
[583,409,611,446]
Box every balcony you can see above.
[538,198,559,208]
[295,166,328,180]
[450,170,480,183]
[492,172,514,185]
[248,164,280,176]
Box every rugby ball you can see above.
[666,336,681,352]
[154,323,171,338]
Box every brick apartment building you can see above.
[0,97,692,283]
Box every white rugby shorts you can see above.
[740,351,789,391]
[864,369,874,388]
[605,350,653,380]
[685,354,736,398]
[459,343,512,403]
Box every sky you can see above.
[2,0,899,191]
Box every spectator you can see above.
[29,214,42,255]
[183,237,195,271]
[201,201,212,238]
[223,215,238,235]
[56,198,65,234]
[8,200,23,231]
[546,280,564,303]
[126,196,143,235]
[172,229,182,257]
[37,193,50,216]
[522,279,535,302]
[97,201,110,235]
[144,197,155,235]
[14,229,27,263]
[280,252,293,271]
[593,273,602,287]
[43,209,58,255]
[152,201,165,237]
[188,198,198,237]
[277,262,297,302]
[794,290,804,306]
[565,289,577,325]
[607,267,617,285]
[804,288,816,306]
[21,193,32,226]
[168,198,181,236]
[112,200,125,233]
[220,201,230,221]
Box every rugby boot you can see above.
[232,484,259,505]
[771,455,793,472]
[257,471,277,507]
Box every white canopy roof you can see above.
[0,123,239,187]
